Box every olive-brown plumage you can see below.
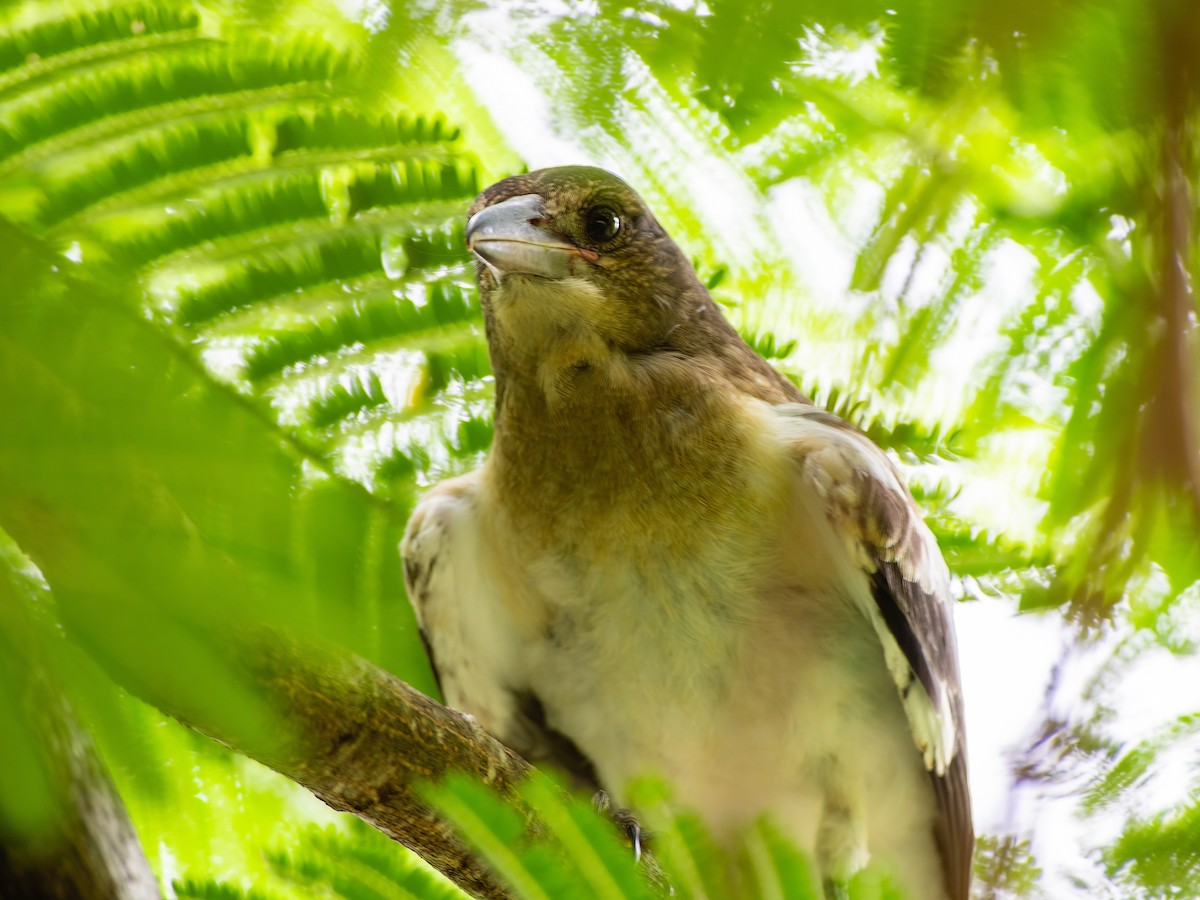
[404,166,973,899]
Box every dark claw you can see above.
[618,811,643,863]
[592,790,647,862]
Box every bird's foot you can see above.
[592,790,647,862]
[822,877,850,900]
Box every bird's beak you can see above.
[466,194,594,281]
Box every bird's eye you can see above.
[584,206,622,244]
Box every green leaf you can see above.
[423,772,553,900]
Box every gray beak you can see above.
[466,194,592,280]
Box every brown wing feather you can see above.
[852,450,974,900]
[933,742,974,900]
[871,561,973,900]
[783,404,974,899]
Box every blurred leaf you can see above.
[3,0,1200,896]
[740,817,823,900]
[0,542,65,847]
[266,819,468,899]
[972,834,1043,899]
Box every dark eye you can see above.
[584,206,622,243]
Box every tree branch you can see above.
[1148,1,1200,522]
[171,629,531,900]
[0,578,161,900]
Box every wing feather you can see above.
[777,403,973,900]
[400,472,601,790]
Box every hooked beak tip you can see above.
[466,193,591,281]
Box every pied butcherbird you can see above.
[403,166,972,899]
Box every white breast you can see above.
[403,404,949,899]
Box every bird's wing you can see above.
[400,472,602,790]
[775,403,973,900]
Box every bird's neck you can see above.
[489,345,706,470]
[479,284,805,543]
[485,335,754,538]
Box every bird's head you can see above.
[466,166,801,412]
[466,167,707,377]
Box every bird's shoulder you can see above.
[769,403,945,590]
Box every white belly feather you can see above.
[402,406,948,899]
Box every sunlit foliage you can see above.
[1,0,1197,897]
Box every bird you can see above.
[401,165,972,899]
